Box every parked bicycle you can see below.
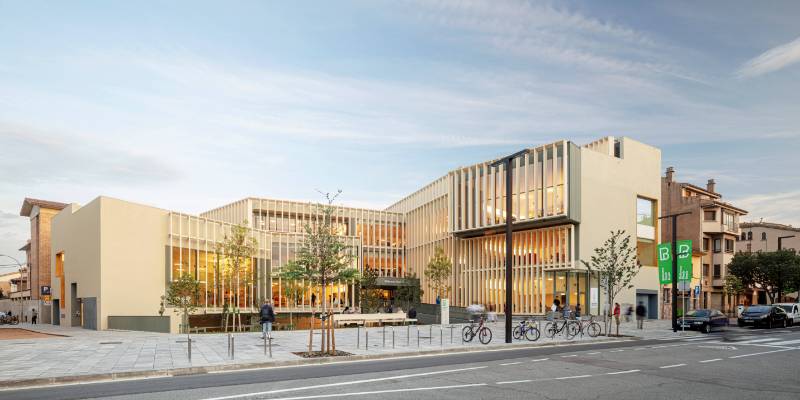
[0,314,19,325]
[567,316,602,338]
[513,319,541,341]
[463,316,493,344]
[545,318,576,340]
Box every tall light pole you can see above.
[659,211,692,332]
[778,235,795,251]
[490,149,529,343]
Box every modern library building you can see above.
[49,136,662,332]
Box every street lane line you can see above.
[531,358,550,362]
[200,366,489,400]
[561,354,577,358]
[500,362,522,366]
[733,338,781,344]
[660,364,686,369]
[699,359,722,363]
[555,375,592,380]
[263,383,488,400]
[609,349,624,352]
[497,380,532,385]
[766,339,800,346]
[729,348,798,359]
[606,369,639,375]
[587,352,601,355]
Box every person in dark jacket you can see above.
[260,300,276,339]
[635,301,646,329]
[407,307,417,319]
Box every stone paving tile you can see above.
[0,319,691,383]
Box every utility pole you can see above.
[778,235,795,251]
[490,149,529,343]
[659,211,692,332]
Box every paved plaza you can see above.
[0,318,698,387]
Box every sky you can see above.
[1,0,799,267]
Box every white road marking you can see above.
[555,375,592,380]
[561,354,577,358]
[609,349,625,353]
[531,358,549,362]
[683,337,713,342]
[733,338,780,344]
[497,380,532,385]
[606,369,640,375]
[263,384,488,400]
[699,358,722,363]
[766,339,800,346]
[660,364,686,369]
[200,366,488,400]
[500,362,522,366]
[729,348,798,359]
[587,352,601,355]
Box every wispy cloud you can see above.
[736,36,800,78]
[733,191,800,226]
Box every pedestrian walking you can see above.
[259,299,276,339]
[625,305,633,323]
[635,301,646,329]
[613,302,621,336]
[31,308,38,324]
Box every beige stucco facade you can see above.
[48,136,664,333]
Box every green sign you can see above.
[658,240,692,284]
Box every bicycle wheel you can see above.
[566,321,579,339]
[462,326,474,342]
[525,325,540,341]
[479,326,492,344]
[544,322,557,338]
[513,325,523,340]
[587,322,601,337]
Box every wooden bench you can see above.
[333,313,416,327]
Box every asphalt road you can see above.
[4,326,800,400]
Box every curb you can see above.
[1,336,638,390]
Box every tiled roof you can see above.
[741,221,800,232]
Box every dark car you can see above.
[737,305,789,329]
[677,309,729,333]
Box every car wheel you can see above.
[703,324,711,334]
[783,319,788,328]
[737,321,744,328]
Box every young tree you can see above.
[396,273,423,311]
[424,246,452,323]
[359,266,383,313]
[216,222,258,332]
[166,272,201,342]
[723,274,745,314]
[581,230,641,336]
[283,191,359,355]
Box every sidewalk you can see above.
[0,318,696,388]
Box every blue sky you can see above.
[1,1,799,265]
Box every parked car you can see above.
[677,309,729,333]
[775,303,799,326]
[737,305,790,328]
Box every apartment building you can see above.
[661,168,747,316]
[738,221,800,253]
[49,136,662,332]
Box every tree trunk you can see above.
[330,311,336,355]
[321,282,327,353]
[308,314,314,353]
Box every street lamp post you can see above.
[490,149,529,344]
[659,211,692,332]
[777,235,795,251]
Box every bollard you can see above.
[263,335,267,356]
[407,325,410,347]
[188,338,192,362]
[440,325,443,346]
[417,327,420,347]
[231,336,235,359]
[268,337,273,358]
[450,325,454,344]
[382,325,386,348]
[429,325,433,345]
[365,329,369,351]
[357,326,360,349]
[227,333,231,357]
[461,324,465,345]
[392,327,395,349]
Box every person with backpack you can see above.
[260,300,276,339]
